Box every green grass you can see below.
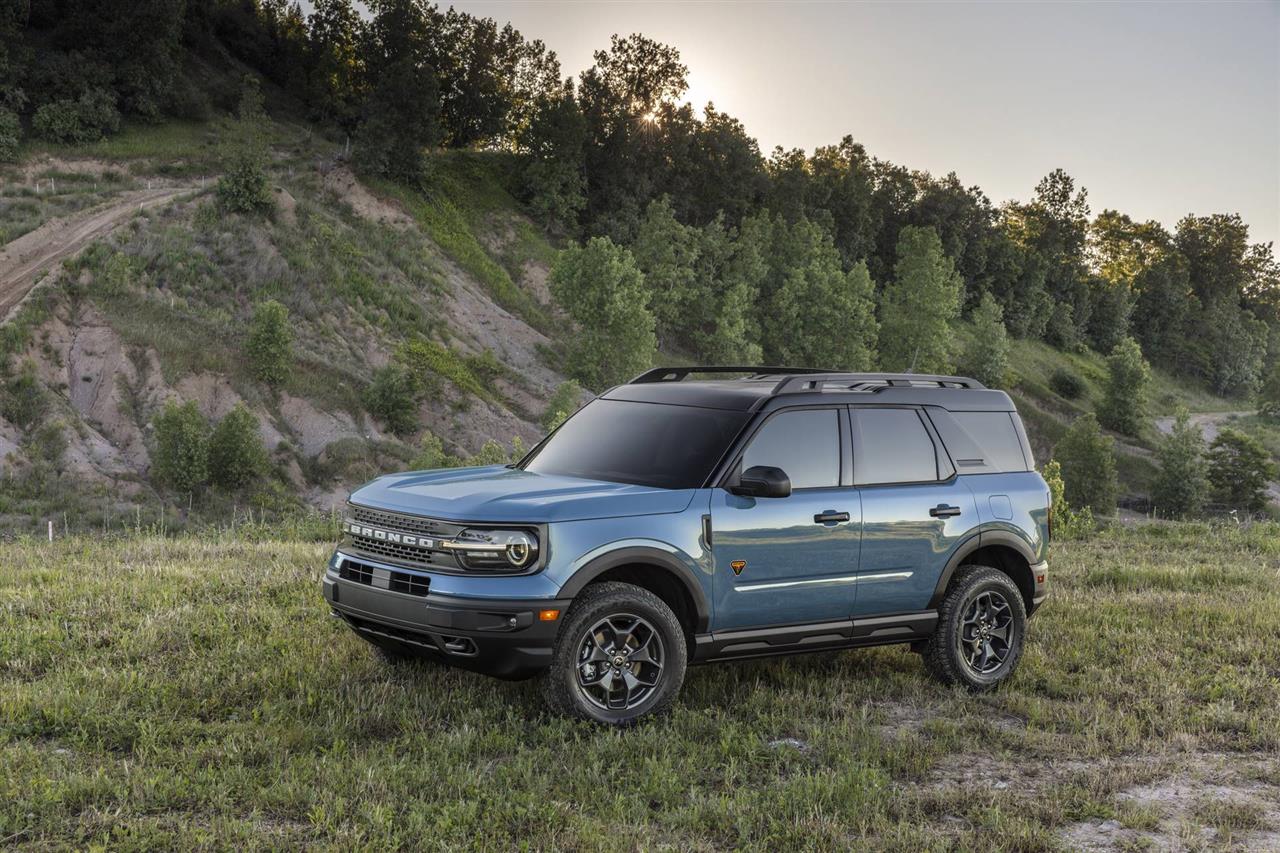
[2,522,1278,849]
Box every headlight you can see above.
[442,528,538,570]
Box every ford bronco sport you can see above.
[323,368,1050,724]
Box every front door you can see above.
[850,407,977,617]
[711,407,861,631]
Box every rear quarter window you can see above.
[927,409,1030,473]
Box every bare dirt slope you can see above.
[0,186,195,320]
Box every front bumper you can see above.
[323,551,570,680]
[1029,559,1049,614]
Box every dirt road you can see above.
[0,187,195,321]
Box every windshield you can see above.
[520,399,750,489]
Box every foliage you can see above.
[1041,459,1095,540]
[879,225,960,374]
[962,293,1009,387]
[1152,409,1208,519]
[215,77,272,214]
[408,430,524,470]
[1053,413,1118,514]
[363,364,424,436]
[1097,337,1150,437]
[1048,368,1084,399]
[542,380,582,431]
[32,89,121,143]
[245,300,293,387]
[1259,362,1280,421]
[1206,428,1277,513]
[0,362,47,431]
[549,237,656,390]
[0,108,19,161]
[519,82,586,229]
[207,403,268,490]
[151,399,210,492]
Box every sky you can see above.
[433,0,1279,249]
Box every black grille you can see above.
[348,505,465,538]
[339,558,430,597]
[345,504,465,569]
[349,536,442,567]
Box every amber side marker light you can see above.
[538,609,561,622]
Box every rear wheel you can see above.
[921,564,1026,691]
[543,582,687,725]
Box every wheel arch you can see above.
[558,547,711,642]
[929,530,1037,613]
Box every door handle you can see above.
[930,504,962,518]
[813,510,850,524]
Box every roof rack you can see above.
[628,366,835,384]
[771,373,985,395]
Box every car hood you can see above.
[348,465,698,523]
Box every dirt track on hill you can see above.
[0,187,194,322]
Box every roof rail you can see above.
[771,373,985,395]
[628,366,835,384]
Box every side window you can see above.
[741,409,840,489]
[852,408,938,485]
[950,412,1030,472]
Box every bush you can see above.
[216,78,272,214]
[25,421,67,468]
[1259,362,1280,421]
[409,431,458,470]
[208,404,268,489]
[1041,459,1095,539]
[151,400,210,492]
[1048,368,1085,400]
[1053,413,1118,514]
[1098,337,1150,437]
[32,89,120,144]
[246,300,293,387]
[0,109,20,162]
[1,363,47,430]
[541,380,582,431]
[1152,409,1208,518]
[1206,428,1277,514]
[363,364,423,436]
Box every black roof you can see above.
[602,367,1016,413]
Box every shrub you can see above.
[1049,368,1085,400]
[1098,337,1150,437]
[1259,362,1280,421]
[1152,409,1208,518]
[1,363,47,430]
[1041,459,1095,539]
[0,109,19,162]
[32,89,120,144]
[409,431,458,470]
[1206,428,1277,514]
[246,300,293,387]
[216,78,272,214]
[541,380,582,431]
[363,364,423,436]
[208,404,267,489]
[151,400,210,492]
[25,421,67,468]
[1053,413,1118,514]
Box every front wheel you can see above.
[543,582,687,725]
[921,564,1027,691]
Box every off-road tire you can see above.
[921,564,1026,691]
[543,581,687,725]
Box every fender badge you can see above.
[730,560,747,576]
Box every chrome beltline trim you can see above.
[736,570,913,592]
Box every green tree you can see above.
[246,300,293,387]
[1053,413,1118,514]
[549,237,656,390]
[1206,428,1277,513]
[692,216,765,365]
[409,430,460,470]
[208,404,267,489]
[0,109,19,162]
[962,292,1009,387]
[879,225,961,373]
[1152,409,1208,518]
[216,77,272,214]
[542,380,582,431]
[520,81,587,229]
[1258,362,1280,420]
[1097,337,1150,437]
[1041,459,1095,540]
[32,89,121,143]
[363,364,422,435]
[151,399,210,492]
[631,196,702,349]
[1,363,47,431]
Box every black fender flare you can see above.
[927,529,1038,610]
[558,546,711,633]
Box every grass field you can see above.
[2,523,1279,851]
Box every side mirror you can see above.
[731,465,792,499]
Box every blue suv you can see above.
[324,368,1050,724]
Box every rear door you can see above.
[710,407,861,631]
[850,406,977,617]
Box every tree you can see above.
[1041,459,1094,539]
[1206,428,1276,513]
[151,400,210,492]
[691,216,765,365]
[208,403,267,489]
[246,300,293,387]
[1,362,47,430]
[879,225,961,373]
[962,292,1009,387]
[364,363,423,435]
[1152,409,1208,518]
[1053,413,1118,514]
[631,196,703,349]
[1097,337,1150,437]
[0,109,20,162]
[1258,362,1280,420]
[541,380,582,431]
[520,81,587,230]
[549,237,656,390]
[216,77,272,213]
[32,89,120,143]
